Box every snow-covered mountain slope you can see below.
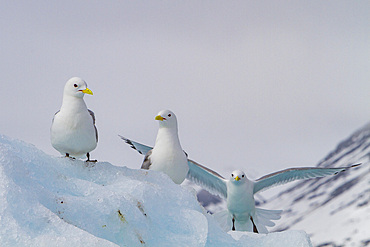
[260,123,370,247]
[0,135,313,247]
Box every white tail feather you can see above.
[254,208,283,233]
[213,208,282,233]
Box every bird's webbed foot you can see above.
[65,153,75,160]
[86,153,97,162]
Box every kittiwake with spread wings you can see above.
[119,133,360,233]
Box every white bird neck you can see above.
[155,127,181,149]
[228,178,253,194]
[60,95,88,113]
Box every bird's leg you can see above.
[232,217,236,231]
[86,153,97,162]
[65,153,75,160]
[250,216,258,233]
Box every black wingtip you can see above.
[118,135,142,154]
[350,163,362,168]
[340,163,362,172]
[118,134,127,141]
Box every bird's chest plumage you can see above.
[151,144,185,165]
[149,133,189,184]
[227,182,255,219]
[51,109,96,156]
[53,110,93,135]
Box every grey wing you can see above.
[118,135,153,155]
[51,110,60,123]
[88,109,96,124]
[88,109,98,143]
[141,149,153,170]
[187,159,227,199]
[253,164,361,194]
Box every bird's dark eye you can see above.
[231,174,234,177]
[242,175,245,178]
[74,84,78,88]
[168,114,171,117]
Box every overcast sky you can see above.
[1,1,369,191]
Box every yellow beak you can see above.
[155,115,164,121]
[235,176,240,181]
[82,88,93,95]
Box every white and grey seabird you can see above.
[125,110,189,184]
[51,77,98,162]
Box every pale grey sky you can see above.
[1,1,369,190]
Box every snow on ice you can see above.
[0,135,312,247]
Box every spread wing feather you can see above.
[119,135,152,155]
[187,159,227,199]
[253,164,361,194]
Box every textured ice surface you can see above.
[0,135,312,247]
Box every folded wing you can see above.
[89,109,98,143]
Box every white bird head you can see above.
[230,170,247,184]
[64,77,93,98]
[155,110,178,129]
